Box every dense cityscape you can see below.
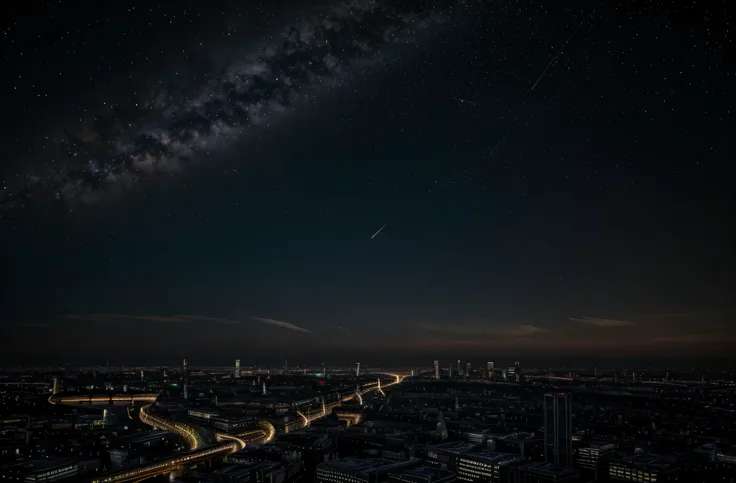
[2,0,732,482]
[1,360,734,483]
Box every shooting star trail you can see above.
[488,135,507,159]
[454,97,478,107]
[370,223,388,239]
[531,20,584,91]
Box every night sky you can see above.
[1,0,733,366]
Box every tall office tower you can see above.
[284,360,288,373]
[322,362,326,377]
[52,377,59,395]
[140,370,144,380]
[448,365,453,379]
[262,381,267,395]
[515,360,523,383]
[234,359,241,378]
[544,393,573,466]
[434,360,440,379]
[487,361,494,378]
[356,362,361,377]
[466,362,471,377]
[183,358,189,400]
[457,359,462,376]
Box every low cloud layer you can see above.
[66,313,195,324]
[252,317,312,333]
[570,316,637,327]
[417,322,549,338]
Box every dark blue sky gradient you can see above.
[1,0,733,366]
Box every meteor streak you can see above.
[454,97,478,106]
[531,20,584,91]
[370,223,388,239]
[488,135,507,159]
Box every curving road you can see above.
[52,373,406,482]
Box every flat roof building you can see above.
[512,462,579,482]
[387,466,455,483]
[607,453,680,482]
[316,457,420,483]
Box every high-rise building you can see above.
[234,359,241,379]
[457,360,462,377]
[52,377,59,395]
[515,361,523,383]
[544,393,572,466]
[183,358,189,400]
[487,361,494,378]
[434,361,440,380]
[284,360,288,373]
[465,362,471,378]
[356,362,361,377]
[576,440,616,480]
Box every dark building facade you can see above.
[543,394,572,467]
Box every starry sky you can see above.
[1,0,733,367]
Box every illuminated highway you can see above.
[139,404,204,450]
[284,373,405,431]
[90,442,238,483]
[55,373,406,482]
[48,393,158,406]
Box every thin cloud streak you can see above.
[570,316,637,327]
[651,333,731,343]
[65,313,195,324]
[176,315,241,324]
[336,325,352,332]
[417,322,549,338]
[252,317,312,333]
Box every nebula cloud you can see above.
[1,0,472,213]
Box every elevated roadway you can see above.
[90,442,238,483]
[62,373,406,482]
[48,393,159,406]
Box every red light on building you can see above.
[319,380,325,385]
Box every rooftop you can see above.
[458,451,525,466]
[611,452,678,471]
[24,458,76,473]
[320,457,416,474]
[519,462,579,478]
[388,466,455,479]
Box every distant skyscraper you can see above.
[356,362,361,377]
[140,370,144,380]
[183,358,189,400]
[457,359,462,376]
[262,381,267,396]
[487,361,494,378]
[436,412,448,441]
[515,360,523,383]
[284,360,288,373]
[234,359,241,378]
[466,362,471,377]
[52,377,59,395]
[434,360,440,379]
[544,393,573,466]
